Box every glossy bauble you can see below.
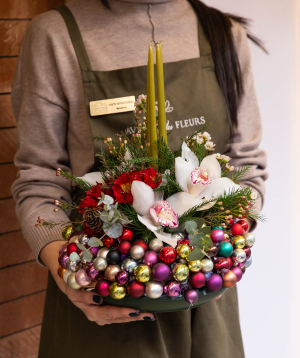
[201,258,214,273]
[117,240,132,255]
[69,235,80,244]
[119,228,133,242]
[184,289,199,304]
[163,281,181,297]
[231,266,243,282]
[207,246,218,258]
[109,282,126,299]
[245,256,252,268]
[106,250,121,265]
[143,250,159,266]
[243,247,251,260]
[189,272,206,289]
[67,272,81,290]
[105,265,121,281]
[145,281,163,299]
[130,245,145,260]
[172,264,189,282]
[212,225,223,231]
[134,264,151,283]
[214,257,230,274]
[79,233,89,246]
[57,265,66,279]
[133,239,148,251]
[93,257,108,271]
[159,247,176,264]
[176,244,191,259]
[97,247,110,259]
[67,242,78,256]
[75,268,92,287]
[226,256,233,268]
[58,252,69,268]
[217,241,233,258]
[206,273,222,291]
[95,279,110,297]
[152,263,171,281]
[86,263,100,279]
[115,271,129,285]
[120,258,138,274]
[237,219,249,233]
[188,260,202,273]
[103,237,118,248]
[127,280,145,298]
[63,269,72,283]
[231,223,244,236]
[232,249,247,264]
[149,238,163,252]
[62,225,75,241]
[222,270,237,288]
[244,232,255,248]
[59,243,68,255]
[178,238,190,246]
[66,258,80,272]
[89,247,99,257]
[232,236,246,249]
[210,229,224,244]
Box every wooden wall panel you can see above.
[0,325,41,358]
[0,198,20,233]
[0,21,29,56]
[0,58,18,94]
[0,231,34,268]
[0,163,18,199]
[0,291,46,337]
[0,128,17,163]
[0,95,16,128]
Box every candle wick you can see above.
[149,38,155,47]
[155,40,164,46]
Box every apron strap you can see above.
[198,21,212,57]
[54,5,95,82]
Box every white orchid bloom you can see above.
[78,172,104,186]
[131,181,179,248]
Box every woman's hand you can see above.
[40,241,155,325]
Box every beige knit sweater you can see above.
[11,0,268,262]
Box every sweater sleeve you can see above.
[11,14,72,264]
[223,21,268,229]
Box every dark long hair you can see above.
[101,0,266,132]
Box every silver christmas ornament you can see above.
[201,259,213,273]
[120,258,138,274]
[232,249,247,264]
[145,281,164,299]
[130,245,145,260]
[245,256,253,268]
[67,272,81,290]
[244,233,255,248]
[171,232,185,241]
[93,257,108,271]
[149,238,163,252]
[79,252,90,264]
[66,258,80,272]
[79,233,89,246]
[97,247,110,259]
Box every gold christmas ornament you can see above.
[176,244,191,259]
[188,260,202,273]
[62,225,75,241]
[201,259,214,273]
[105,265,121,281]
[232,236,246,249]
[109,282,126,299]
[172,264,189,282]
[134,264,151,283]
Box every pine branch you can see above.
[227,165,251,183]
[58,169,92,191]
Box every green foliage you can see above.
[227,165,251,183]
[156,174,183,199]
[187,249,205,261]
[58,169,92,191]
[88,237,103,247]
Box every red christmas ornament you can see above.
[133,239,148,252]
[118,240,132,255]
[127,280,145,298]
[189,272,206,289]
[178,239,190,246]
[159,247,176,264]
[67,242,78,256]
[103,236,118,248]
[119,228,133,242]
[95,279,110,297]
[231,223,244,236]
[226,256,233,268]
[214,257,230,274]
[237,219,249,233]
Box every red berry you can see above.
[231,223,244,236]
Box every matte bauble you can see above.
[206,273,222,291]
[105,265,121,281]
[244,232,255,248]
[67,242,78,256]
[133,239,148,251]
[231,266,243,282]
[93,257,108,271]
[172,264,189,282]
[222,270,237,288]
[152,263,171,281]
[62,225,75,241]
[184,289,198,304]
[58,252,69,268]
[232,236,246,249]
[245,256,252,268]
[97,247,110,259]
[109,282,126,299]
[119,228,133,242]
[134,264,151,283]
[243,247,251,260]
[163,280,181,297]
[130,245,145,260]
[95,279,110,297]
[237,219,249,233]
[189,272,206,288]
[145,281,163,299]
[149,238,163,252]
[59,243,68,255]
[66,258,80,272]
[159,247,176,264]
[143,250,159,266]
[115,270,129,285]
[117,240,132,255]
[176,244,191,259]
[188,260,202,273]
[103,237,118,248]
[207,246,218,258]
[210,229,224,244]
[79,233,89,246]
[67,272,81,289]
[86,263,100,279]
[57,265,66,279]
[106,250,121,265]
[232,249,247,264]
[120,258,138,274]
[75,268,92,287]
[217,241,233,258]
[231,223,244,236]
[128,280,145,298]
[63,269,72,283]
[201,259,214,273]
[214,257,230,274]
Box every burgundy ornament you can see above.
[103,237,118,248]
[184,289,199,304]
[95,279,110,297]
[58,252,69,268]
[127,280,145,298]
[189,272,206,289]
[243,247,252,260]
[206,273,223,291]
[207,246,218,258]
[164,281,181,297]
[210,229,224,244]
[143,250,159,266]
[119,228,133,242]
[159,247,176,264]
[214,257,230,274]
[118,240,132,255]
[59,243,68,255]
[152,263,171,281]
[231,266,243,282]
[115,270,129,285]
[231,223,244,236]
[133,239,148,251]
[86,263,100,280]
[237,219,249,233]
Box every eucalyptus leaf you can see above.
[115,202,118,210]
[108,209,115,221]
[187,249,205,261]
[106,223,123,238]
[185,221,197,234]
[100,212,110,223]
[199,226,211,236]
[194,218,205,229]
[76,243,86,251]
[98,240,104,247]
[198,237,213,251]
[82,250,93,263]
[69,252,80,261]
[189,233,203,247]
[88,237,100,247]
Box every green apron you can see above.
[38,5,244,357]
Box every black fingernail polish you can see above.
[93,295,102,304]
[129,312,140,317]
[143,316,155,321]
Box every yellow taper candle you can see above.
[156,42,167,144]
[147,45,158,162]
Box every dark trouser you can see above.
[39,272,245,358]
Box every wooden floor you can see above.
[0,1,67,357]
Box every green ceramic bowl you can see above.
[102,287,227,313]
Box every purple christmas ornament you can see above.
[163,281,181,297]
[206,273,223,291]
[143,250,159,266]
[115,271,129,285]
[89,246,100,257]
[152,263,171,282]
[86,263,100,280]
[210,229,224,244]
[59,243,68,255]
[184,289,199,304]
[231,267,243,282]
[58,252,69,268]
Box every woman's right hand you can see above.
[40,241,155,325]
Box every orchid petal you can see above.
[78,172,104,186]
[137,214,161,231]
[175,157,191,193]
[189,183,206,198]
[132,181,155,216]
[198,177,241,200]
[154,190,164,202]
[150,201,179,228]
[166,192,202,217]
[154,232,178,248]
[181,142,199,169]
[200,155,221,180]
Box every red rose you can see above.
[112,171,142,204]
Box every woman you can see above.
[11,0,267,357]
